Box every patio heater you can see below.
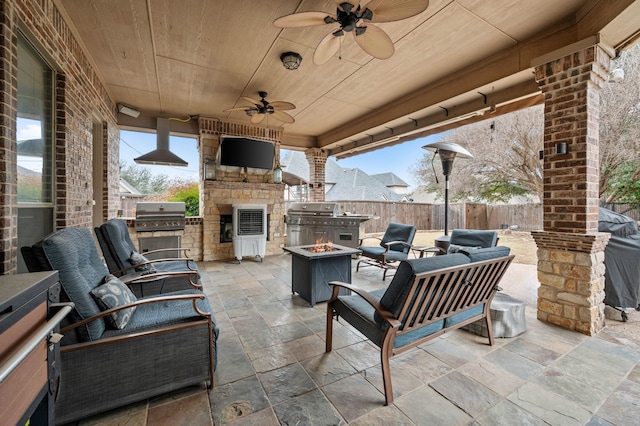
[422,141,473,252]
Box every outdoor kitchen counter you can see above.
[284,244,361,307]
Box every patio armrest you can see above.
[122,270,202,289]
[141,247,192,258]
[358,235,382,245]
[328,281,400,328]
[111,258,198,277]
[60,293,209,334]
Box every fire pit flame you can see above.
[307,240,338,253]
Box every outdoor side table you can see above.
[411,246,442,258]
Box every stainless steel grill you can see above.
[134,202,186,232]
[285,202,373,248]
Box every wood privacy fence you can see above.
[299,201,545,234]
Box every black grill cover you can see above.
[599,208,640,309]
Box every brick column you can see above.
[305,148,327,202]
[533,45,611,335]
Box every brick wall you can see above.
[535,46,609,234]
[1,0,120,273]
[305,148,327,202]
[533,45,612,335]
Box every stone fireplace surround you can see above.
[199,118,286,262]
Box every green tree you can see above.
[412,44,640,204]
[165,178,199,216]
[412,106,544,203]
[120,161,170,194]
[599,43,640,203]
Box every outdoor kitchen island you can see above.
[283,243,361,306]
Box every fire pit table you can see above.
[283,243,361,306]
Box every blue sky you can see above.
[120,130,442,191]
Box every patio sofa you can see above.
[21,227,219,424]
[326,245,513,405]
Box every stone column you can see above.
[533,45,611,335]
[305,148,327,202]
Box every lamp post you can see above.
[422,141,473,252]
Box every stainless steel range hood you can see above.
[134,117,188,167]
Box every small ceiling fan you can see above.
[223,91,296,124]
[273,0,430,65]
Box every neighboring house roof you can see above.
[119,178,144,197]
[282,151,407,202]
[371,172,409,188]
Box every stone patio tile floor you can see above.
[76,253,640,425]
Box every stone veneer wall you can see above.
[532,231,609,334]
[533,45,611,335]
[1,0,120,274]
[198,117,286,261]
[125,218,203,262]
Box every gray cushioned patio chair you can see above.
[95,218,201,295]
[436,229,499,255]
[24,227,219,424]
[356,222,417,280]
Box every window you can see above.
[17,33,54,204]
[17,33,55,274]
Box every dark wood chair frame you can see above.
[326,254,515,405]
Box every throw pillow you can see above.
[447,243,481,254]
[90,275,137,329]
[128,251,156,272]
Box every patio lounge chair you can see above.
[95,218,201,295]
[356,222,417,280]
[22,227,219,424]
[426,229,499,255]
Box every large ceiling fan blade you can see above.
[272,110,295,124]
[241,96,261,105]
[270,101,296,111]
[251,113,266,124]
[314,32,341,65]
[354,25,394,59]
[364,0,429,23]
[224,106,251,112]
[273,11,333,28]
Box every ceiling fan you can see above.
[223,91,296,124]
[273,0,430,65]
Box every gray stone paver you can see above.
[507,382,593,425]
[395,385,472,426]
[77,257,640,425]
[595,379,640,425]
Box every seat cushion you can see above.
[449,229,498,248]
[444,304,484,328]
[376,254,471,327]
[39,227,110,341]
[334,289,444,349]
[381,223,416,253]
[460,246,511,262]
[101,219,137,271]
[358,246,387,261]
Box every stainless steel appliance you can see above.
[134,202,186,232]
[285,202,373,248]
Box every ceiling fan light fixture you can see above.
[280,52,302,70]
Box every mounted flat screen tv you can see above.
[219,136,275,170]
